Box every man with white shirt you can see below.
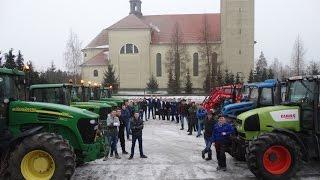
[106,110,121,159]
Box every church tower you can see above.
[129,0,142,17]
[221,0,254,80]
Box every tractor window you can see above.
[32,88,68,105]
[0,75,20,101]
[260,88,273,106]
[249,88,259,102]
[288,80,315,104]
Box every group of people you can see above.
[99,100,148,160]
[100,97,235,171]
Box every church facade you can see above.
[81,0,254,90]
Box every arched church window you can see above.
[120,44,139,54]
[193,53,199,76]
[156,53,162,77]
[93,70,98,77]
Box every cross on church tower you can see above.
[129,0,142,17]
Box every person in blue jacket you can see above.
[211,114,235,171]
[196,104,207,137]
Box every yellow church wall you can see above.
[81,65,106,85]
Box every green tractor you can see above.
[233,76,320,179]
[90,86,127,107]
[29,84,114,117]
[0,68,104,179]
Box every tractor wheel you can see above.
[7,132,76,180]
[246,133,301,180]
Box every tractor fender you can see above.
[10,126,44,148]
[272,128,309,161]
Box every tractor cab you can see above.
[285,76,320,134]
[30,84,73,105]
[222,79,282,118]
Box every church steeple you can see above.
[129,0,142,17]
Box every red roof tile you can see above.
[81,51,109,66]
[85,13,221,48]
[108,14,150,30]
[85,29,109,48]
[142,14,221,44]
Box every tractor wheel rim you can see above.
[263,145,292,175]
[21,150,55,180]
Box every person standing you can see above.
[187,102,197,135]
[141,98,148,121]
[179,100,187,130]
[165,99,171,121]
[211,115,235,171]
[170,99,177,122]
[129,112,148,159]
[121,104,131,140]
[156,97,162,120]
[100,115,110,161]
[202,110,218,161]
[161,98,166,120]
[196,104,207,137]
[152,96,157,119]
[147,97,154,120]
[117,109,128,154]
[106,110,121,159]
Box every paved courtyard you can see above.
[72,120,319,180]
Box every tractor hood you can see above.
[237,105,300,136]
[222,101,255,117]
[72,101,112,108]
[10,100,99,120]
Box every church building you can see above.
[81,0,254,90]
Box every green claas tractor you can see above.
[0,68,103,180]
[233,76,320,179]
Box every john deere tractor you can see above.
[89,86,126,107]
[0,68,103,179]
[233,76,320,179]
[29,84,114,118]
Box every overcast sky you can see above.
[0,0,319,71]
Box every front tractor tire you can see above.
[7,132,76,180]
[247,133,301,180]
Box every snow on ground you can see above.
[72,120,319,180]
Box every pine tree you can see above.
[248,69,254,83]
[103,64,118,92]
[307,61,319,75]
[261,68,268,81]
[217,66,224,86]
[4,49,16,69]
[15,50,24,71]
[146,74,159,93]
[267,68,275,79]
[184,69,193,94]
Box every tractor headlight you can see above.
[90,120,96,125]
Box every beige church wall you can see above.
[150,43,222,90]
[81,65,107,85]
[108,29,151,89]
[221,0,254,80]
[82,48,107,62]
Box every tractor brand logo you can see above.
[280,114,296,120]
[270,109,299,122]
[12,107,73,119]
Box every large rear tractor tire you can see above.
[7,132,76,180]
[246,132,301,180]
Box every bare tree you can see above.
[165,22,190,93]
[291,35,306,76]
[198,15,220,92]
[306,60,320,75]
[63,30,83,82]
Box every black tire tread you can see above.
[246,132,302,180]
[7,132,76,180]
